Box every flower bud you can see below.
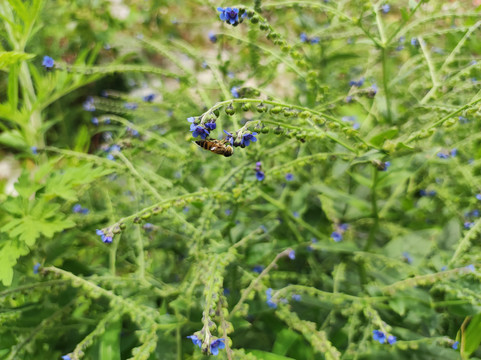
[225,104,236,116]
[270,106,282,114]
[256,103,267,113]
[242,103,250,111]
[261,126,270,134]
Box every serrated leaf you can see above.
[0,51,35,70]
[13,172,43,198]
[0,240,28,286]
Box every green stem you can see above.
[364,167,379,251]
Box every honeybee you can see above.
[195,139,233,157]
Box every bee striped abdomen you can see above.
[195,140,233,157]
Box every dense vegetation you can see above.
[1,0,481,359]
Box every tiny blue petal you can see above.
[42,56,55,69]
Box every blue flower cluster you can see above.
[331,223,348,242]
[300,32,320,44]
[349,78,365,87]
[72,204,89,214]
[187,335,225,356]
[372,330,396,345]
[266,288,277,308]
[83,96,96,112]
[142,94,155,102]
[254,162,265,181]
[241,132,258,147]
[96,229,113,243]
[188,117,216,139]
[437,148,457,159]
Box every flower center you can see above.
[228,10,236,18]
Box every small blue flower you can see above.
[437,152,450,159]
[452,341,459,350]
[191,124,210,139]
[96,229,113,244]
[223,130,234,145]
[476,194,481,201]
[231,86,240,98]
[42,56,55,69]
[292,294,301,301]
[31,146,38,155]
[142,94,155,102]
[33,263,41,274]
[143,223,154,232]
[217,7,239,25]
[91,117,99,126]
[387,335,397,345]
[225,209,232,216]
[124,102,138,110]
[331,231,342,242]
[252,265,264,274]
[352,122,361,130]
[411,37,418,46]
[285,173,294,181]
[241,132,258,147]
[339,223,349,231]
[208,31,217,43]
[83,96,96,112]
[288,250,295,260]
[266,288,277,308]
[205,122,216,130]
[381,4,390,13]
[345,96,353,103]
[450,148,457,157]
[373,330,386,344]
[402,251,413,264]
[464,222,475,229]
[293,211,299,218]
[256,170,265,181]
[472,210,479,217]
[210,338,225,356]
[466,264,475,272]
[382,161,391,171]
[310,37,320,44]
[187,335,202,348]
[300,32,308,43]
[61,355,71,360]
[72,204,89,214]
[349,78,364,87]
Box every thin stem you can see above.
[364,167,379,251]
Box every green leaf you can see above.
[247,350,296,360]
[99,318,121,360]
[272,329,301,356]
[0,51,35,70]
[0,240,28,286]
[0,130,29,150]
[463,313,481,357]
[13,172,43,198]
[369,129,398,147]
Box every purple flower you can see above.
[476,194,481,201]
[310,37,320,44]
[241,132,258,147]
[450,148,457,157]
[464,222,475,229]
[142,94,155,102]
[231,86,240,98]
[223,130,234,145]
[466,264,475,272]
[452,341,459,350]
[210,338,225,356]
[91,117,99,126]
[411,37,418,46]
[187,335,202,348]
[143,223,154,232]
[402,251,413,264]
[256,170,265,181]
[217,7,239,25]
[61,356,71,360]
[331,231,342,242]
[373,330,386,344]
[96,229,113,244]
[288,250,295,260]
[387,335,397,345]
[31,146,38,155]
[300,32,308,43]
[33,263,41,274]
[292,294,301,301]
[285,173,294,181]
[42,56,55,69]
[437,152,449,159]
[381,4,390,13]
